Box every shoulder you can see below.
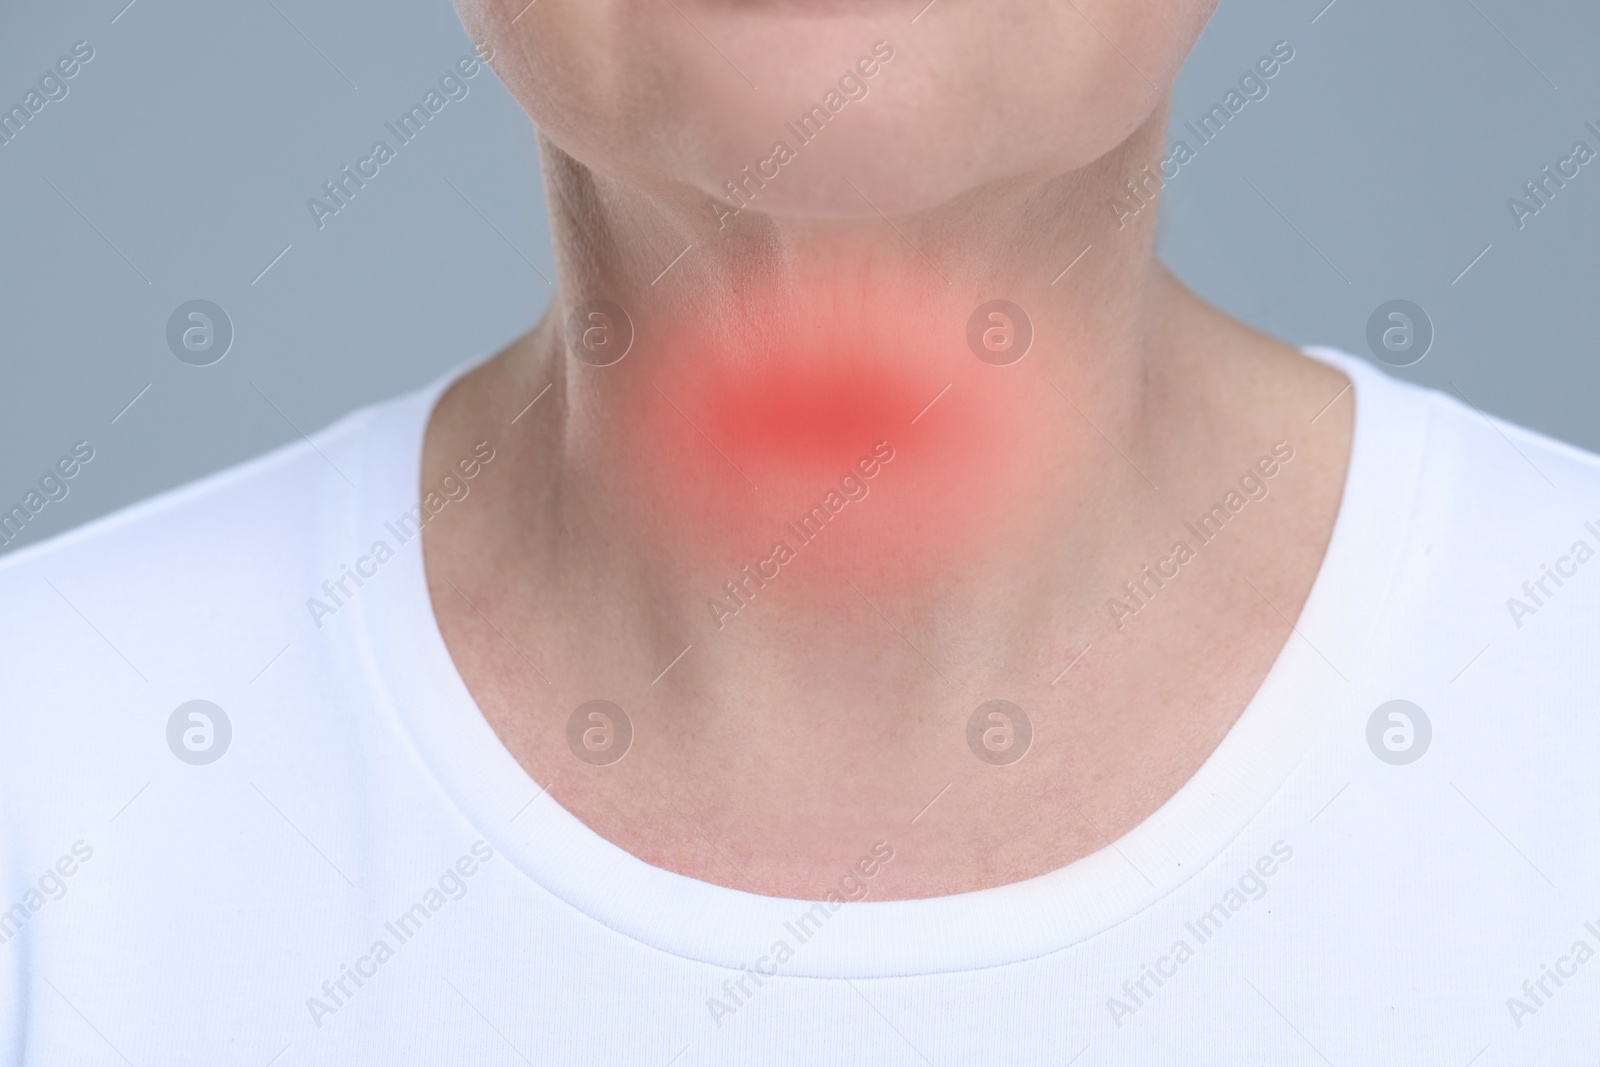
[0,400,382,635]
[1315,347,1600,758]
[1315,349,1600,891]
[1319,345,1600,538]
[0,385,429,863]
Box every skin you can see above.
[423,0,1354,899]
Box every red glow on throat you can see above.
[701,357,927,470]
[607,301,1055,579]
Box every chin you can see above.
[457,0,1212,218]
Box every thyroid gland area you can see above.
[610,301,1053,590]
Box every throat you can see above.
[576,285,1105,606]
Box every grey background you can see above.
[1,0,1596,555]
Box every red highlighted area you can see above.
[590,279,1060,610]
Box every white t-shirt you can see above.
[3,347,1598,1065]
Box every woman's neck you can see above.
[420,105,1353,898]
[533,107,1167,608]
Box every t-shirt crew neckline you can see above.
[350,345,1422,978]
